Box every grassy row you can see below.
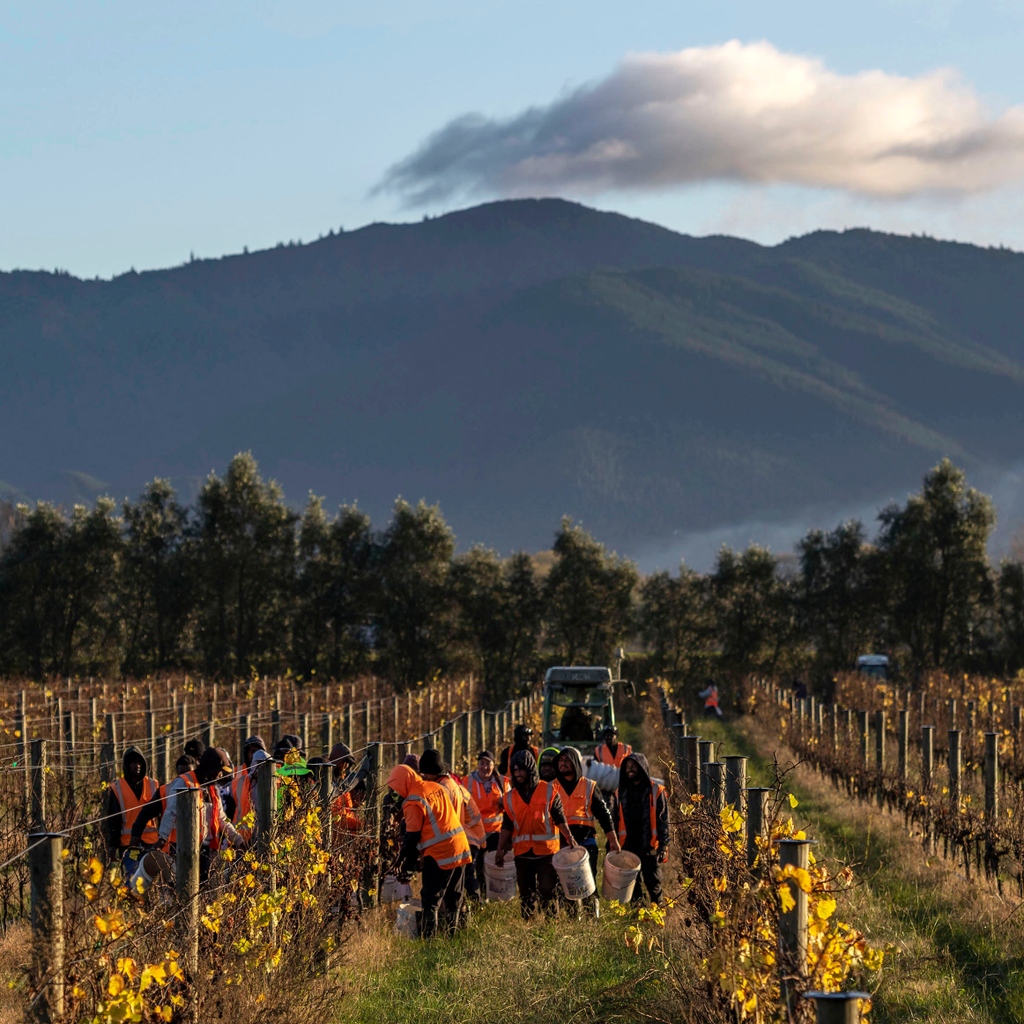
[703,712,1024,1023]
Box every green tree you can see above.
[876,459,995,674]
[121,479,191,675]
[711,544,800,679]
[0,499,122,677]
[450,547,543,701]
[293,498,376,680]
[638,563,714,684]
[797,520,879,685]
[375,500,456,689]
[544,518,637,666]
[996,560,1024,674]
[192,453,298,677]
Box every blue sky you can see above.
[3,0,1024,277]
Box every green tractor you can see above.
[540,665,630,755]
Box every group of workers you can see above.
[100,732,362,894]
[99,718,669,940]
[386,722,669,938]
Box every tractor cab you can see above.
[541,666,617,753]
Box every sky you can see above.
[3,0,1024,277]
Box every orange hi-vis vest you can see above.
[617,781,666,853]
[112,777,160,846]
[163,771,204,852]
[595,741,632,768]
[231,770,253,836]
[437,776,486,847]
[557,776,597,828]
[470,774,508,833]
[206,785,225,851]
[502,782,560,857]
[403,779,471,869]
[704,687,720,709]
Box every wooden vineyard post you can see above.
[155,735,169,788]
[459,714,470,771]
[857,711,869,768]
[670,724,686,782]
[175,787,202,1024]
[312,762,333,857]
[362,702,371,749]
[321,713,333,757]
[441,720,455,770]
[473,709,485,756]
[724,755,748,815]
[706,762,725,816]
[238,713,252,765]
[344,705,354,750]
[683,736,700,795]
[28,832,64,1023]
[200,717,212,752]
[948,730,962,813]
[146,711,157,769]
[804,992,871,1024]
[778,838,812,1011]
[30,740,46,830]
[874,710,885,774]
[922,726,935,792]
[985,732,999,820]
[486,712,497,755]
[62,710,76,812]
[271,708,281,746]
[697,741,715,798]
[897,709,909,783]
[746,788,771,871]
[178,701,188,746]
[300,713,310,755]
[363,743,383,908]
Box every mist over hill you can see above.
[3,198,1024,557]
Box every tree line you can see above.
[0,454,1019,695]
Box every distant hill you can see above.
[3,198,1024,553]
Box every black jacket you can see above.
[617,753,669,855]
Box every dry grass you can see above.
[0,923,30,1024]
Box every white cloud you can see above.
[379,40,1024,204]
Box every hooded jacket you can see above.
[102,746,159,852]
[499,749,568,853]
[556,746,615,841]
[617,753,669,856]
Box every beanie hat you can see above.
[402,753,420,771]
[419,749,446,776]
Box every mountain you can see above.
[3,198,1024,554]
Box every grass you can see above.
[705,710,1024,1024]
[335,900,667,1024]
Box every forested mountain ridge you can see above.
[3,198,1023,552]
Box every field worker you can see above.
[594,724,632,767]
[184,738,206,762]
[198,748,245,880]
[420,749,486,905]
[328,742,358,828]
[498,724,539,778]
[227,735,266,837]
[387,763,471,939]
[698,681,722,719]
[616,754,669,905]
[538,747,561,783]
[128,751,225,893]
[102,745,161,871]
[467,751,507,889]
[495,749,577,919]
[555,746,620,879]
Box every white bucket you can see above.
[585,760,620,793]
[380,874,413,904]
[395,899,422,939]
[483,850,517,901]
[602,850,641,903]
[553,845,596,899]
